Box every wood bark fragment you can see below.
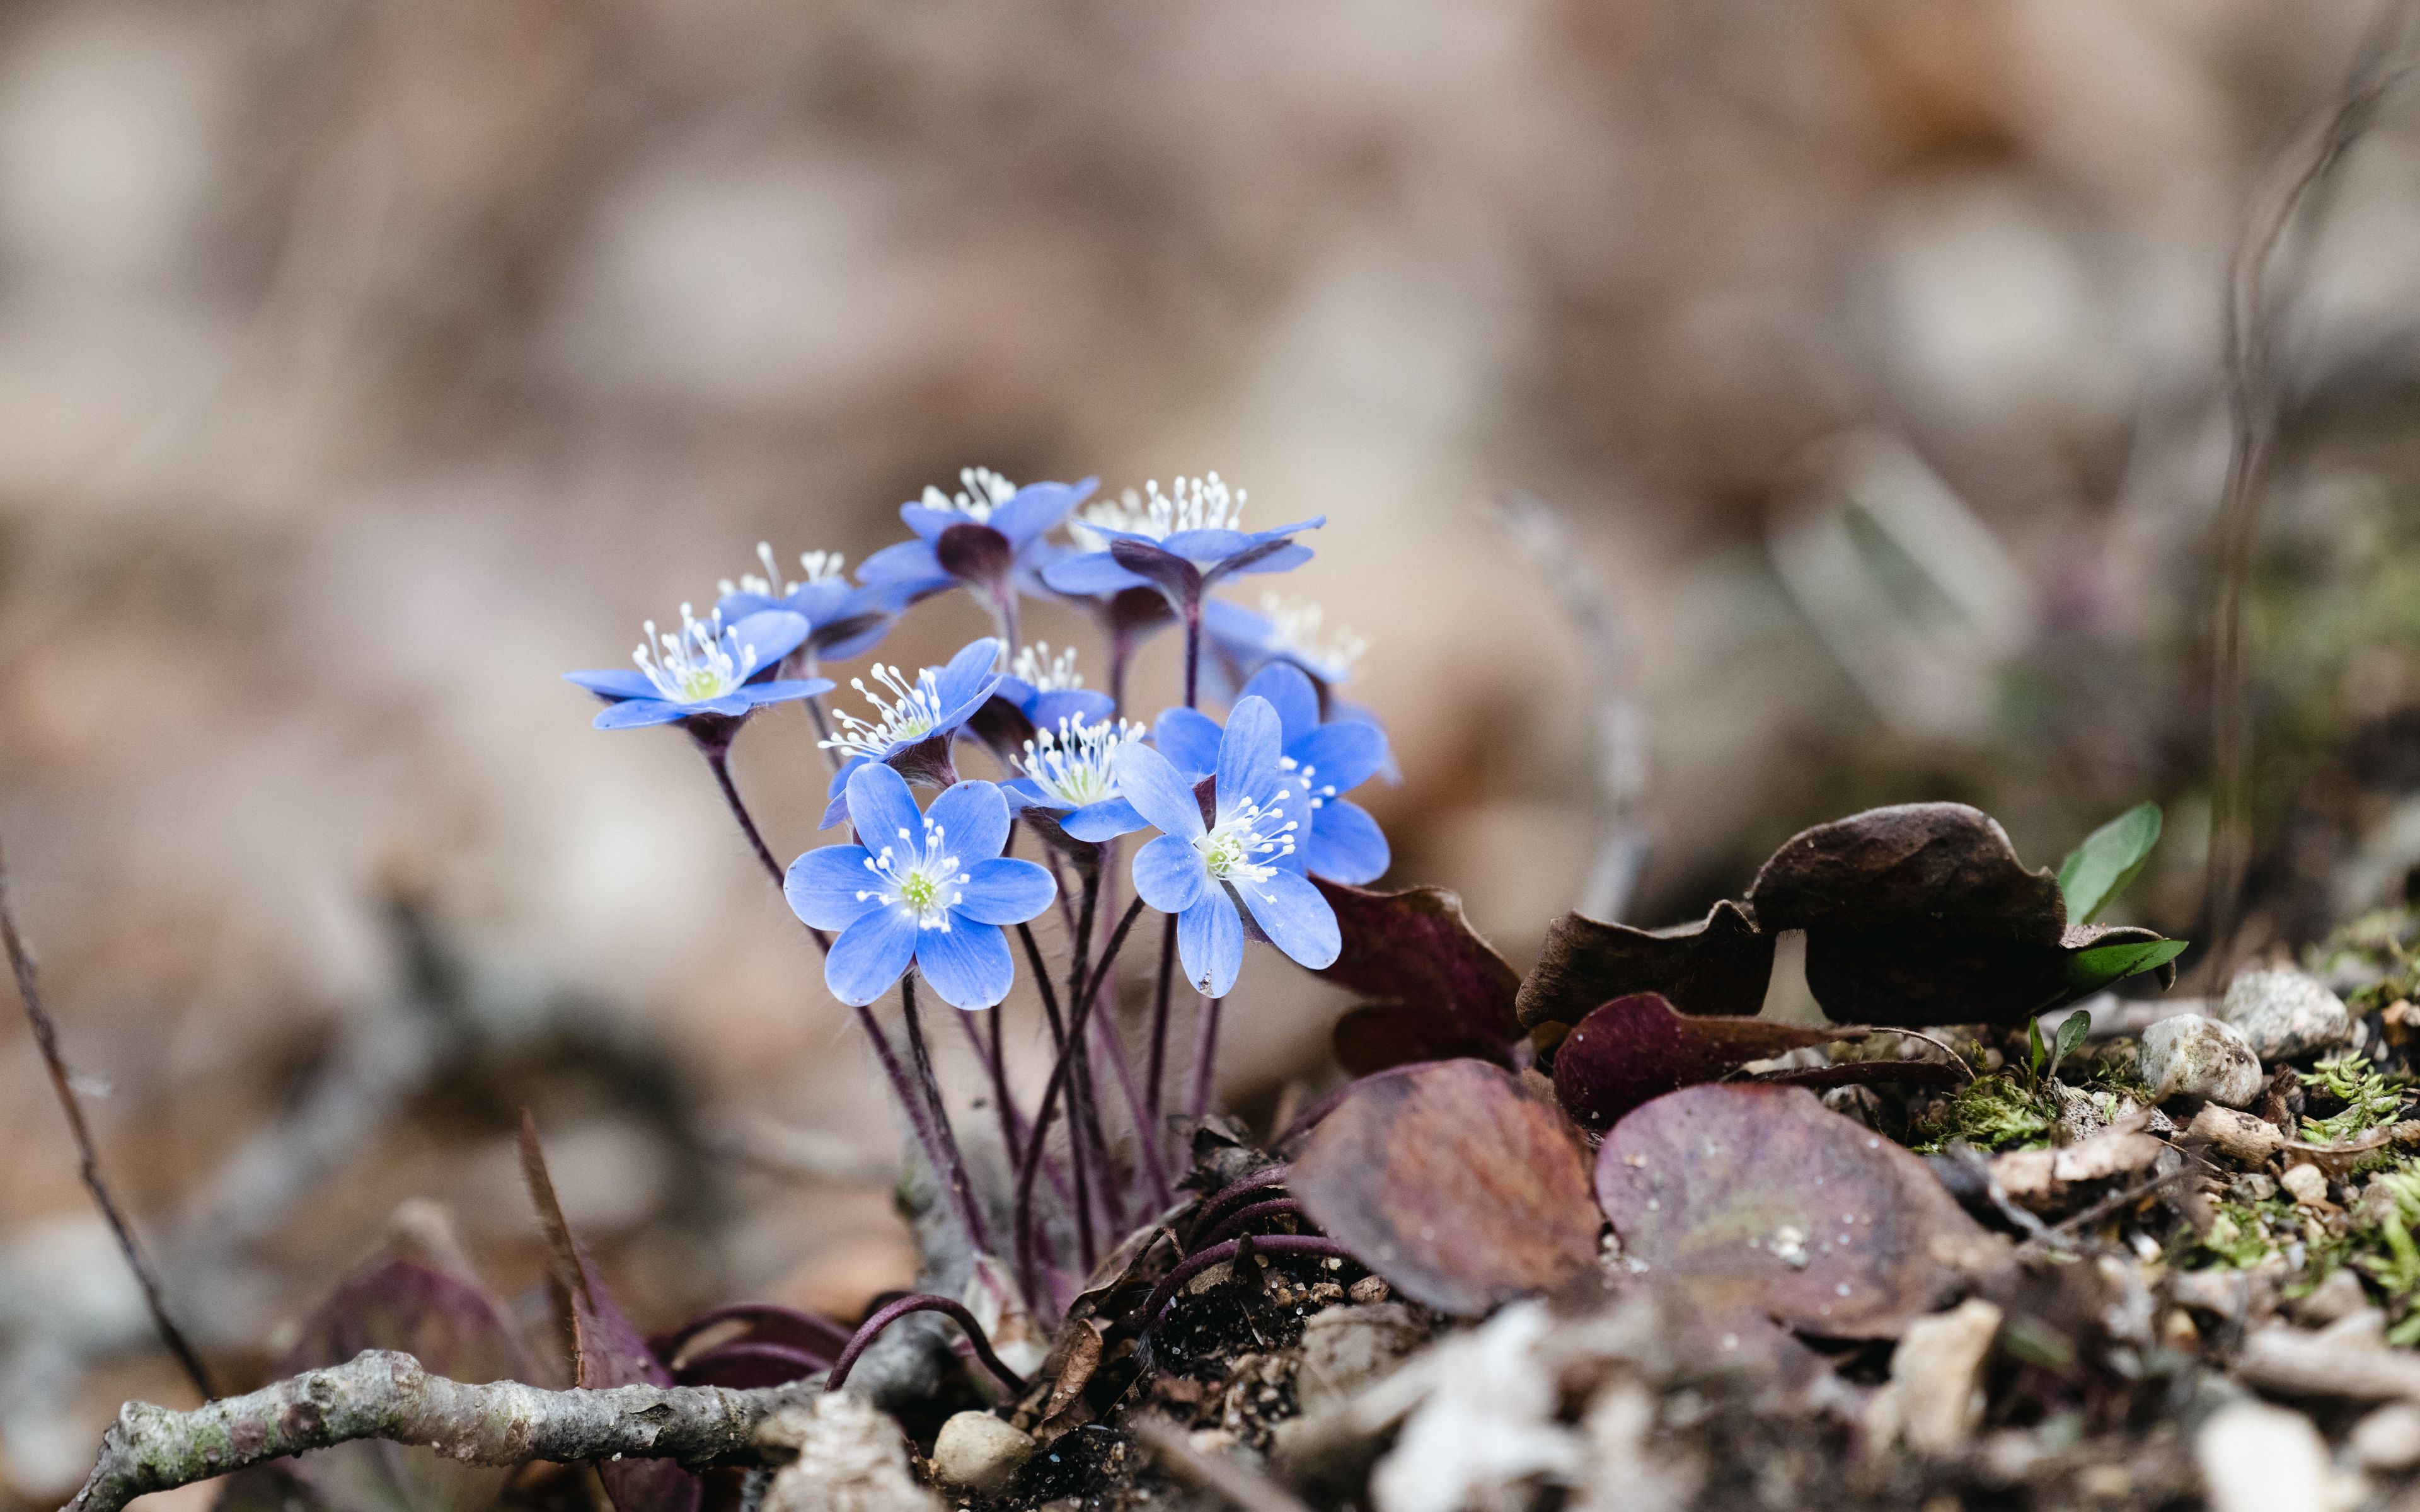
[66,1349,819,1512]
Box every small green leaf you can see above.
[2057,802,2162,924]
[2027,1017,2048,1078]
[2048,1008,2092,1080]
[2062,937,2189,995]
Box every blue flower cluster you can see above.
[565,467,1386,1014]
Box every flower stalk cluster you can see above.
[565,466,1383,1320]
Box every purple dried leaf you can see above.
[1595,1084,2009,1339]
[1550,992,1853,1131]
[1291,1060,1599,1314]
[520,1113,700,1512]
[1311,879,1522,1073]
[1517,900,1770,1031]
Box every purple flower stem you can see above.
[959,1006,1030,1165]
[1013,897,1148,1308]
[1063,870,1129,1245]
[698,743,985,1257]
[701,746,786,887]
[1190,1198,1306,1254]
[899,972,993,1255]
[1182,593,1204,709]
[1145,912,1178,1125]
[1137,1235,1356,1337]
[1187,992,1223,1117]
[1085,837,1173,1210]
[1186,1165,1291,1246]
[825,1293,1028,1394]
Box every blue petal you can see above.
[1331,699,1401,782]
[845,762,926,850]
[565,668,659,701]
[1291,719,1388,794]
[925,779,1010,861]
[789,580,856,624]
[723,610,811,677]
[1217,696,1285,812]
[735,677,835,707]
[1254,515,1327,537]
[785,845,882,931]
[1239,663,1318,745]
[1000,776,1056,811]
[953,857,1056,924]
[1115,743,1207,839]
[1202,597,1276,655]
[914,920,1015,1010]
[820,756,868,829]
[1029,689,1115,730]
[1133,832,1209,914]
[899,504,964,544]
[1177,893,1243,999]
[857,538,947,587]
[1307,799,1390,885]
[713,591,783,621]
[826,908,919,1005]
[1042,553,1150,596]
[935,638,1005,711]
[1061,797,1148,842]
[1160,527,1255,561]
[1223,542,1313,578]
[695,694,754,716]
[1152,707,1225,779]
[1235,868,1340,970]
[987,478,1093,547]
[594,699,690,730]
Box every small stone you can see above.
[1349,1275,1392,1304]
[2293,1268,2370,1326]
[2194,1400,2330,1512]
[929,1411,1035,1496]
[2351,1402,2420,1472]
[2222,970,2351,1062]
[2280,1162,2330,1208]
[759,1394,942,1512]
[2229,1172,2278,1203]
[2190,1104,2286,1166]
[1296,1302,1426,1414]
[2140,1015,2264,1108]
[1872,1299,2002,1453]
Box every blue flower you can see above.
[714,545,906,664]
[993,643,1115,731]
[1114,694,1341,998]
[1202,593,1367,696]
[1001,715,1153,842]
[1150,664,1391,885]
[817,638,1004,826]
[565,605,829,731]
[785,764,1057,1010]
[1040,474,1322,604]
[857,468,1097,607]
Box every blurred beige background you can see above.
[8,1,2420,1503]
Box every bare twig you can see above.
[1130,1414,1318,1512]
[65,1349,817,1512]
[1492,493,1649,921]
[2204,0,2420,981]
[0,841,217,1401]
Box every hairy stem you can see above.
[1,844,217,1402]
[1189,993,1224,1118]
[1182,595,1204,709]
[899,974,992,1255]
[1146,912,1178,1125]
[703,746,786,887]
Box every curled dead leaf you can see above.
[1518,901,1770,1031]
[1313,880,1523,1072]
[1550,992,1852,1131]
[1291,1060,1599,1315]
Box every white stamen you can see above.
[1070,473,1246,551]
[631,603,754,704]
[1276,754,1339,813]
[718,542,846,600]
[1197,787,1298,890]
[1010,643,1084,692]
[855,816,967,929]
[822,663,953,759]
[1022,717,1144,808]
[1259,593,1369,679]
[921,466,1019,524]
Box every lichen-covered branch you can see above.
[67,1349,819,1512]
